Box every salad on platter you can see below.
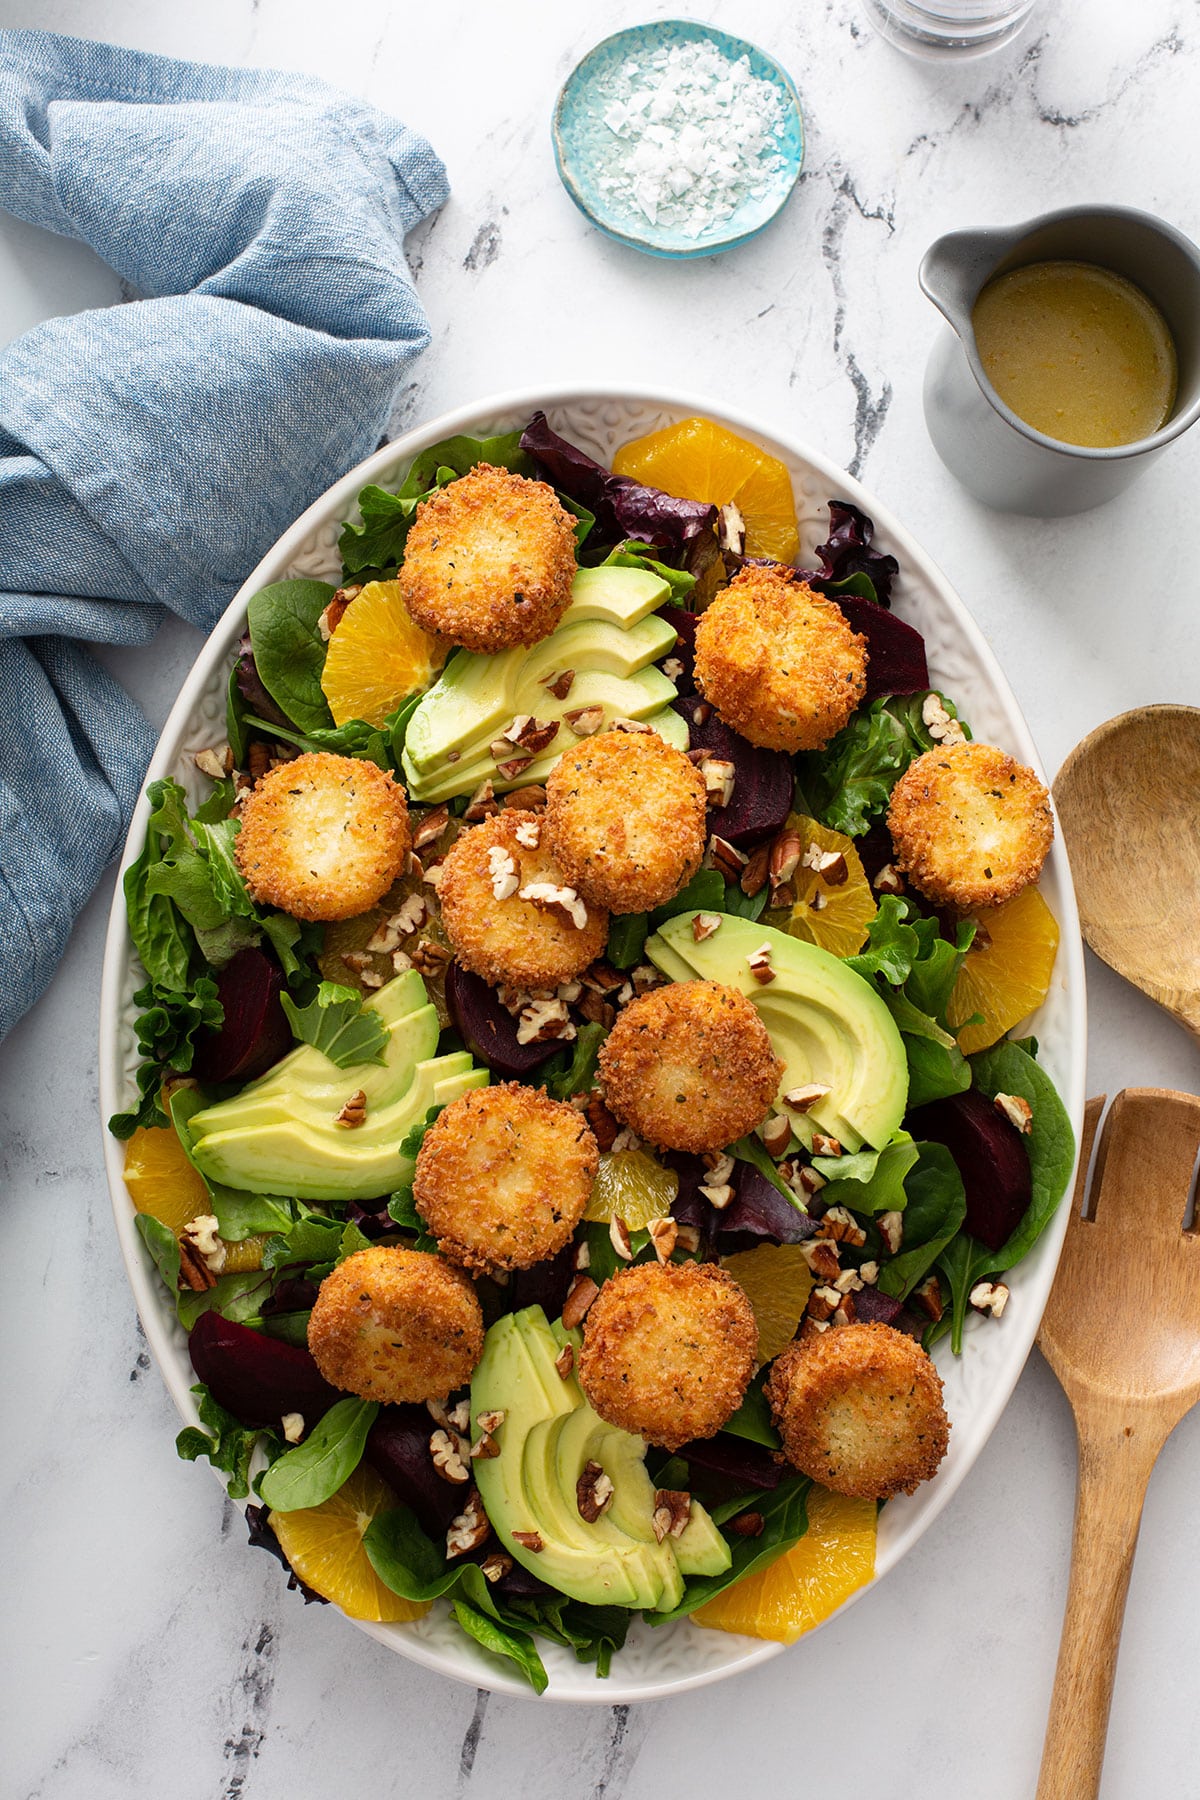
[112,411,1075,1693]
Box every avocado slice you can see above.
[578,1422,730,1582]
[549,1406,684,1611]
[401,562,685,803]
[403,612,678,775]
[646,912,909,1153]
[403,686,685,804]
[472,1310,668,1607]
[188,971,488,1200]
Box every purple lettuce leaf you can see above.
[520,412,716,552]
[810,502,900,606]
[236,634,293,732]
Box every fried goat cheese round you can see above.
[543,728,708,914]
[597,979,782,1155]
[307,1246,483,1404]
[765,1322,950,1500]
[398,462,578,653]
[437,809,608,989]
[578,1262,757,1451]
[234,751,412,922]
[413,1082,599,1274]
[692,565,868,753]
[887,740,1054,910]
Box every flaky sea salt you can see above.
[592,39,788,240]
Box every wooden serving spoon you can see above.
[1036,1088,1200,1799]
[1053,706,1200,1046]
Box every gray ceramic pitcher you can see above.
[920,204,1200,516]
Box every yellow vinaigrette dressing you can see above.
[972,260,1178,448]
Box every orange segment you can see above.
[613,417,800,564]
[585,1150,678,1228]
[693,1487,876,1643]
[269,1464,429,1623]
[773,814,876,959]
[947,885,1060,1054]
[320,579,447,728]
[721,1243,813,1365]
[123,1125,210,1235]
[222,1235,269,1274]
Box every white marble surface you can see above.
[2,0,1198,1793]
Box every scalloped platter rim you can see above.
[98,384,1088,1704]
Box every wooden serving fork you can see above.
[1036,1089,1200,1799]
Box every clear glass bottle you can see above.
[865,0,1039,58]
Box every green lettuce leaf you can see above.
[279,981,388,1068]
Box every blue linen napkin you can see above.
[0,30,448,1041]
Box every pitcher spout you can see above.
[919,226,1023,331]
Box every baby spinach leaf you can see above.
[647,1475,810,1623]
[451,1602,550,1696]
[816,1133,919,1213]
[721,882,769,921]
[280,981,388,1068]
[543,1022,607,1101]
[247,579,337,733]
[213,1190,296,1242]
[877,1143,966,1298]
[257,1398,378,1510]
[650,868,725,925]
[176,1382,281,1500]
[606,912,649,970]
[135,1212,180,1290]
[366,1504,508,1615]
[721,1371,780,1449]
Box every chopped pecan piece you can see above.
[562,1275,600,1330]
[563,705,604,737]
[464,780,499,821]
[817,1206,867,1248]
[446,1490,490,1558]
[576,1460,615,1523]
[502,783,549,810]
[652,1490,692,1542]
[334,1090,368,1129]
[994,1092,1033,1134]
[691,911,723,942]
[430,1429,471,1483]
[912,1275,945,1323]
[511,1530,544,1553]
[707,834,747,882]
[740,842,771,898]
[480,1553,513,1584]
[542,669,575,701]
[728,1510,764,1538]
[783,1083,832,1114]
[554,1344,575,1379]
[412,805,451,851]
[969,1280,1010,1318]
[647,1216,678,1264]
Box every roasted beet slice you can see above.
[908,1088,1033,1253]
[662,1152,720,1252]
[672,699,794,848]
[716,1166,815,1246]
[854,820,899,887]
[832,593,929,698]
[445,960,560,1077]
[193,946,291,1083]
[365,1405,464,1538]
[853,1287,904,1326]
[188,1312,340,1429]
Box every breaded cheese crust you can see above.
[598,979,782,1154]
[414,1082,598,1273]
[307,1246,483,1404]
[437,810,608,989]
[399,463,578,653]
[543,728,707,914]
[693,566,868,753]
[765,1322,950,1500]
[578,1262,757,1451]
[887,740,1053,910]
[235,751,412,922]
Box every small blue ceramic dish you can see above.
[553,19,804,260]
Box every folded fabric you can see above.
[0,29,448,1041]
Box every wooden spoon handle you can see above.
[1036,1417,1162,1800]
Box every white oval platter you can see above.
[99,385,1087,1704]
